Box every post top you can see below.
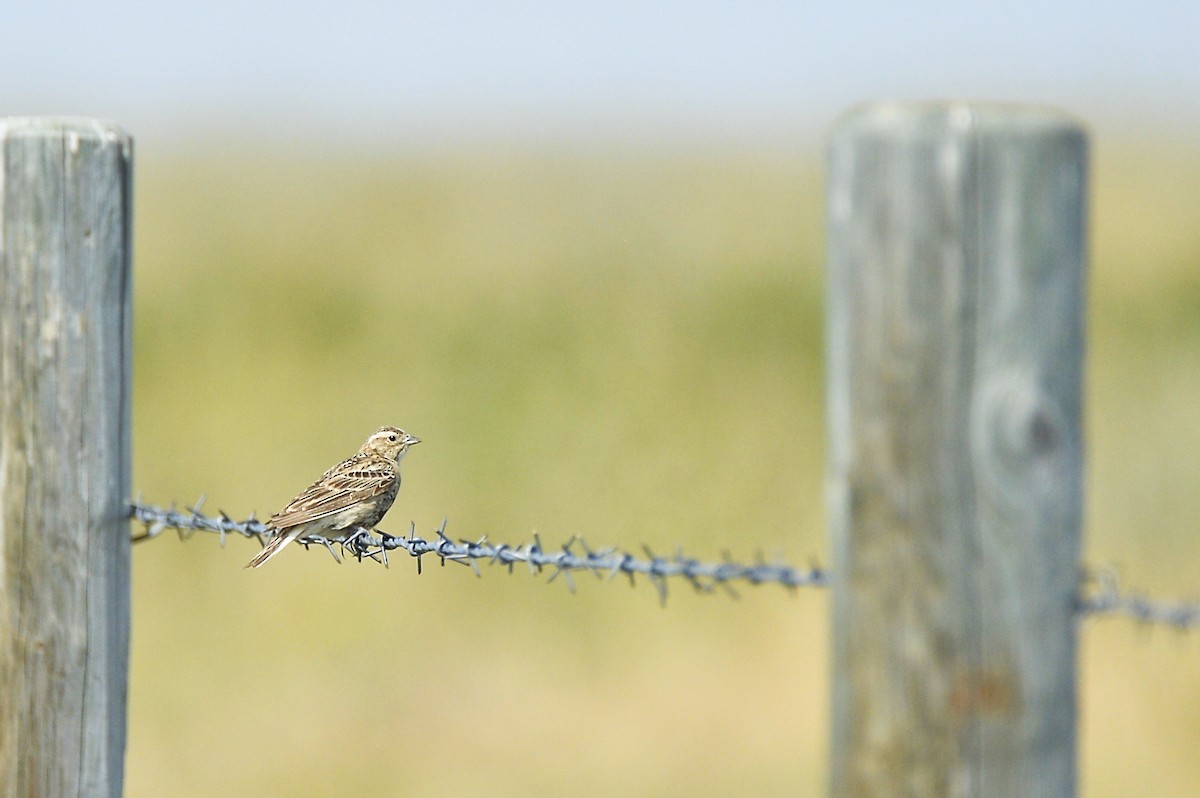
[832,101,1086,140]
[0,116,131,147]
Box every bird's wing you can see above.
[267,457,396,529]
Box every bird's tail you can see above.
[245,528,302,569]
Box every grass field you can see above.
[125,137,1199,796]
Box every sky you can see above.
[2,1,1198,148]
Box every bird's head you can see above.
[362,426,421,461]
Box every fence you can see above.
[0,107,1194,797]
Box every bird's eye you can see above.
[389,434,398,442]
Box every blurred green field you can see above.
[126,137,1200,797]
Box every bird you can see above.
[245,426,421,568]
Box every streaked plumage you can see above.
[245,426,420,568]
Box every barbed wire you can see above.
[129,499,828,603]
[129,500,1200,625]
[1076,570,1200,630]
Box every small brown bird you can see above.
[245,426,421,568]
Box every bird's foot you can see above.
[342,526,375,560]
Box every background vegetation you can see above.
[126,136,1199,796]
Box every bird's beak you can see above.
[404,433,421,446]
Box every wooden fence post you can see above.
[0,118,132,797]
[826,103,1086,796]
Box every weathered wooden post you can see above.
[0,118,132,797]
[826,103,1086,796]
